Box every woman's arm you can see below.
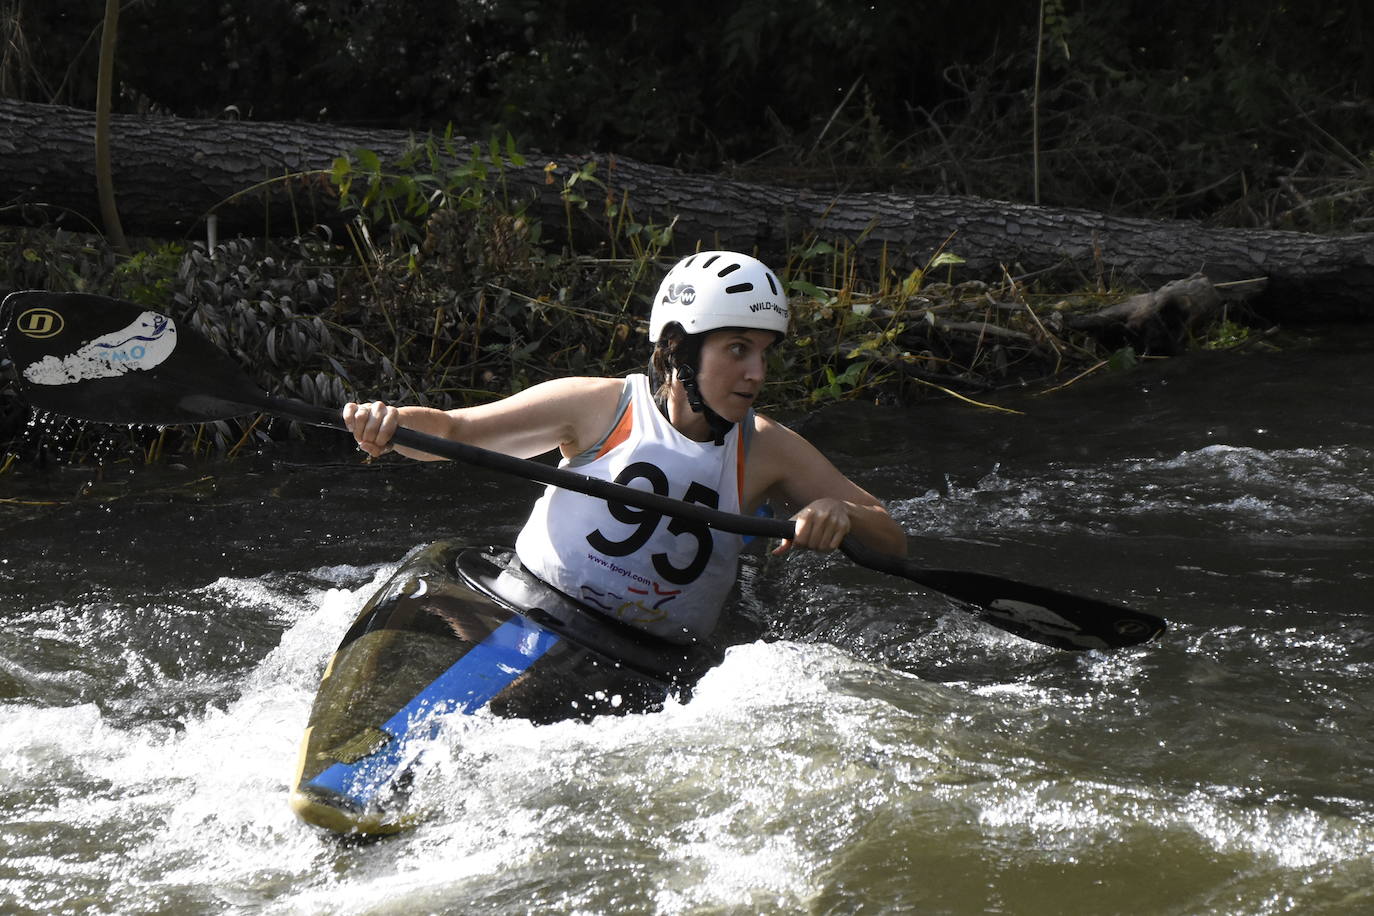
[343,376,626,462]
[746,415,908,556]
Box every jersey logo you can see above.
[578,583,680,625]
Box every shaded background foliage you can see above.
[7,0,1373,229]
[2,1,1372,466]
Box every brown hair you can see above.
[649,323,694,405]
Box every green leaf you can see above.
[799,241,836,259]
[505,132,525,167]
[355,148,382,174]
[786,278,828,299]
[1107,346,1138,371]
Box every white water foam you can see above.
[0,565,395,914]
[7,558,1373,914]
[971,777,1370,872]
[897,445,1373,537]
[266,641,949,915]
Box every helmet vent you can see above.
[725,283,754,294]
[766,273,778,295]
[717,263,741,277]
[702,254,720,269]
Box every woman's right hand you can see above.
[342,401,400,457]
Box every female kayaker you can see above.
[343,250,907,643]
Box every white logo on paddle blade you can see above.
[989,598,1109,650]
[22,311,177,386]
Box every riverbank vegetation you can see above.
[0,183,1324,470]
[1,168,1179,466]
[2,1,1371,467]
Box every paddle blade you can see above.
[1,291,267,426]
[916,568,1166,650]
[839,540,1164,650]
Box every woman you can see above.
[344,251,907,644]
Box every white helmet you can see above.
[648,251,789,342]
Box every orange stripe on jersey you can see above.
[595,403,635,459]
[736,429,747,505]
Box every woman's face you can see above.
[693,328,775,422]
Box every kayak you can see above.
[289,541,758,835]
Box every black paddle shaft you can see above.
[0,290,1166,650]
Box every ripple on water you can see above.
[897,444,1373,540]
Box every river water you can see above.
[2,329,1372,914]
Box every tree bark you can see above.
[3,99,1372,322]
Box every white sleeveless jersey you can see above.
[515,374,750,643]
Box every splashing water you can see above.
[3,335,1374,913]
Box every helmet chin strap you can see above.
[650,331,735,445]
[673,363,735,446]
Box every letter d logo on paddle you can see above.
[16,308,64,339]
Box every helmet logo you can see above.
[663,283,696,306]
[749,301,788,317]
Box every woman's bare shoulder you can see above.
[515,375,627,398]
[743,412,814,499]
[475,375,627,414]
[749,411,806,450]
[746,410,878,506]
[554,376,634,453]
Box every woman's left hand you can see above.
[774,498,852,555]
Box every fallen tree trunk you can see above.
[1063,274,1262,355]
[3,99,1372,322]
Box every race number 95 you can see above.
[587,461,718,585]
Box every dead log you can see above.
[1065,274,1262,355]
[2,99,1373,322]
